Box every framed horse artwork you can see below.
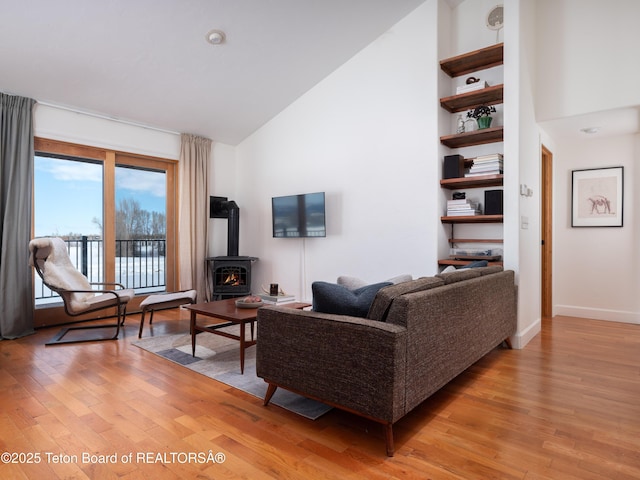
[571,166,623,227]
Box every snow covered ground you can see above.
[34,241,165,305]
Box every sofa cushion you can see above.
[312,281,392,318]
[478,265,504,275]
[337,274,412,291]
[436,265,503,284]
[367,276,445,322]
[435,268,482,284]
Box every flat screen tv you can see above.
[272,192,326,238]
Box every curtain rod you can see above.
[36,100,181,136]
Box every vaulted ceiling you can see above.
[0,0,427,145]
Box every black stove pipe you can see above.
[226,201,239,256]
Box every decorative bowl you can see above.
[235,299,262,309]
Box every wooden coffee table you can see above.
[185,298,311,374]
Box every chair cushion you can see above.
[30,237,135,314]
[140,290,197,310]
[29,237,94,309]
[81,289,135,312]
[312,281,392,318]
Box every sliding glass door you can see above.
[32,139,177,327]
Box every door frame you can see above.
[541,145,553,318]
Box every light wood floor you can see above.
[1,311,639,479]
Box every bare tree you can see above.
[116,198,166,256]
[151,211,166,236]
[92,216,102,234]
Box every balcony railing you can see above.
[34,237,166,303]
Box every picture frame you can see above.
[571,166,623,227]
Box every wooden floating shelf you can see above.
[440,43,504,78]
[440,174,503,189]
[441,215,503,224]
[440,127,503,148]
[440,84,504,113]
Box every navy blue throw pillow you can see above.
[312,281,392,318]
[461,260,489,269]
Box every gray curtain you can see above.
[0,93,36,339]
[178,133,212,301]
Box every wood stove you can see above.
[207,198,258,299]
[207,255,257,299]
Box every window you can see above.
[33,138,177,327]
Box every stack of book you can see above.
[258,293,296,304]
[446,199,480,216]
[465,153,503,177]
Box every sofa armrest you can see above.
[256,306,408,423]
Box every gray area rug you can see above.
[132,327,331,420]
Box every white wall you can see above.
[234,0,440,302]
[33,103,181,159]
[208,142,238,258]
[509,0,542,346]
[535,0,640,121]
[449,0,505,55]
[535,0,640,324]
[554,134,639,323]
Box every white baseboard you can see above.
[554,305,640,325]
[510,317,541,349]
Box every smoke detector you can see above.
[206,29,226,45]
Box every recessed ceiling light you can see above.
[206,29,226,45]
[580,127,600,134]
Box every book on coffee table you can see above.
[258,293,296,304]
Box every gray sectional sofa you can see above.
[256,266,517,456]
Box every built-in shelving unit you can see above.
[438,43,505,268]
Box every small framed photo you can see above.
[571,166,623,227]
